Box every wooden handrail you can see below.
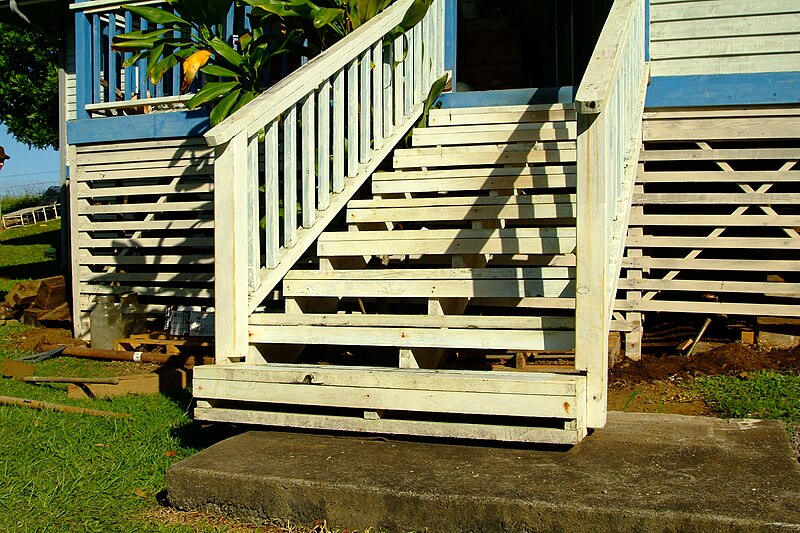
[574,0,638,115]
[205,0,415,147]
[71,0,164,13]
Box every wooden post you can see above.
[575,111,610,429]
[214,133,251,364]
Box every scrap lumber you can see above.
[0,395,130,419]
[5,280,41,308]
[42,345,214,366]
[34,276,66,310]
[67,368,189,399]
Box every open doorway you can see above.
[457,0,614,91]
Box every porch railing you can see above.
[574,0,649,427]
[71,0,289,117]
[205,0,446,363]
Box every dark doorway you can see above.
[457,0,614,91]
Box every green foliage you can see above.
[113,0,293,126]
[1,192,42,214]
[0,23,59,149]
[695,371,800,430]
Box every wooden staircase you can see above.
[195,103,591,444]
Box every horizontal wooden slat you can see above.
[77,253,214,265]
[651,34,800,61]
[651,53,800,76]
[194,407,582,445]
[632,193,800,205]
[650,13,800,41]
[394,143,577,169]
[195,364,582,396]
[629,214,800,226]
[76,219,213,231]
[318,228,577,256]
[639,148,800,161]
[650,1,800,22]
[80,285,213,298]
[412,122,576,146]
[372,169,576,194]
[77,181,213,198]
[76,165,213,182]
[78,146,214,165]
[643,116,800,141]
[81,201,213,214]
[626,236,800,249]
[615,299,800,317]
[427,104,575,127]
[618,278,800,297]
[637,171,800,183]
[248,324,575,351]
[79,271,213,283]
[75,137,208,154]
[348,197,576,223]
[621,257,800,272]
[76,236,213,248]
[643,107,800,120]
[250,312,575,330]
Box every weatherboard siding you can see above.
[649,0,800,77]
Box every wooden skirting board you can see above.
[69,138,215,339]
[620,104,800,358]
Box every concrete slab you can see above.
[167,412,800,532]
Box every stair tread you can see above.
[412,122,577,147]
[285,267,575,280]
[393,143,577,169]
[250,312,575,330]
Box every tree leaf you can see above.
[313,7,343,29]
[200,64,240,78]
[208,37,243,68]
[122,4,190,26]
[149,53,179,85]
[209,88,242,125]
[186,80,239,108]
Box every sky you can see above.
[0,124,61,197]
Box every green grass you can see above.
[0,323,201,532]
[0,219,60,295]
[695,371,800,432]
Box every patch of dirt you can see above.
[611,343,800,386]
[146,507,370,532]
[608,380,709,417]
[9,327,86,352]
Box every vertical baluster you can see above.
[138,18,148,98]
[75,12,92,118]
[332,69,345,193]
[383,38,393,137]
[225,3,235,44]
[404,26,413,116]
[283,106,297,247]
[436,0,444,76]
[123,11,134,100]
[247,135,261,290]
[317,80,331,210]
[172,24,181,96]
[154,24,164,97]
[359,51,370,163]
[393,34,405,126]
[413,18,423,104]
[372,41,383,151]
[421,6,430,91]
[264,120,280,268]
[347,59,359,177]
[301,93,316,228]
[92,14,101,103]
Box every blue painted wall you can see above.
[646,73,800,108]
[67,110,211,145]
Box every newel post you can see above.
[575,109,610,429]
[214,133,251,364]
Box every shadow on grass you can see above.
[0,260,61,281]
[164,387,248,451]
[0,229,60,247]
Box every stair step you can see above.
[428,104,577,127]
[194,364,587,444]
[283,267,576,298]
[373,166,577,194]
[393,143,577,169]
[317,228,577,257]
[412,122,577,146]
[347,194,577,223]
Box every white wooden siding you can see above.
[66,24,77,122]
[70,137,214,338]
[649,0,800,76]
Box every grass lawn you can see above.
[0,219,61,295]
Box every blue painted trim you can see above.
[646,73,800,108]
[438,87,577,108]
[67,111,212,145]
[644,0,650,62]
[74,12,92,120]
[444,0,457,90]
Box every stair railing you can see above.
[574,0,649,427]
[206,0,446,363]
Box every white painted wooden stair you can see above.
[197,103,589,444]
